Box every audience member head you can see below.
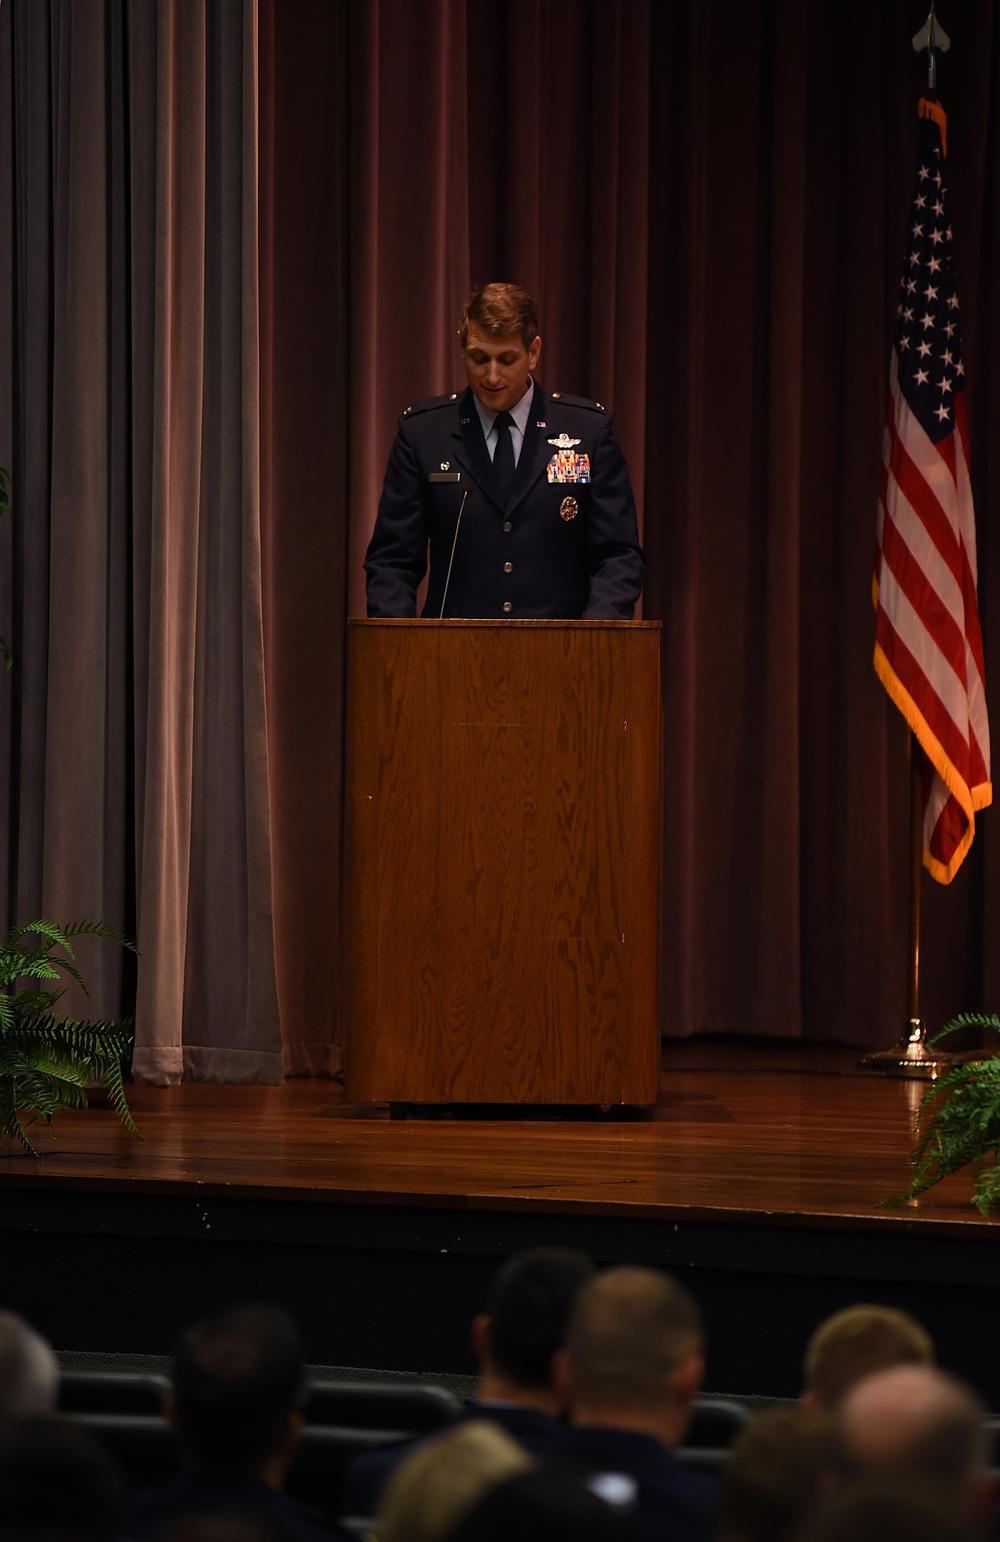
[0,1413,123,1542]
[838,1365,990,1523]
[378,1419,533,1542]
[716,1407,844,1542]
[558,1266,704,1446]
[0,1312,59,1419]
[168,1303,305,1484]
[472,1249,595,1411]
[802,1304,933,1413]
[793,1477,976,1542]
[448,1465,635,1542]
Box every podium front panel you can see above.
[343,621,661,1105]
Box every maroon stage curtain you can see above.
[3,0,1000,1077]
[260,0,1000,1051]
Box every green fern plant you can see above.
[0,919,140,1154]
[894,1013,1000,1214]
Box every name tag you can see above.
[429,472,461,483]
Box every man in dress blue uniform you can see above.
[365,283,644,619]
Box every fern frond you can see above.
[60,921,139,956]
[0,987,66,1019]
[897,1044,1000,1206]
[1,919,72,952]
[0,920,139,1153]
[0,1081,37,1154]
[932,1013,1000,1045]
[101,1052,141,1139]
[971,1160,1000,1215]
[0,954,65,988]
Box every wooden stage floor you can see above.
[3,1040,998,1404]
[0,1039,990,1230]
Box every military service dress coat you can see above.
[364,382,644,619]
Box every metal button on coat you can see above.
[503,562,513,574]
[502,601,513,613]
[502,521,512,532]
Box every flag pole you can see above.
[860,735,953,1078]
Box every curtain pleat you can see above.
[1,2,130,1015]
[258,0,349,1077]
[129,0,280,1083]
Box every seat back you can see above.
[685,1396,753,1449]
[58,1372,170,1415]
[302,1381,460,1434]
[68,1412,179,1489]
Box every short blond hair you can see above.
[378,1420,534,1542]
[804,1305,933,1411]
[566,1267,702,1412]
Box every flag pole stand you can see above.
[860,736,954,1079]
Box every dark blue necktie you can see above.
[493,411,515,503]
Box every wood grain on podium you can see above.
[343,621,662,1105]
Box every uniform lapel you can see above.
[506,382,551,516]
[451,388,504,512]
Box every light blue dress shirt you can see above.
[472,380,535,469]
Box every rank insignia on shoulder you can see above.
[547,433,581,449]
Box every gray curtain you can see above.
[1,0,281,1083]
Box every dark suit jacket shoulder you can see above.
[341,1401,571,1518]
[566,1427,716,1542]
[119,1472,349,1542]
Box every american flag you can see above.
[874,99,991,883]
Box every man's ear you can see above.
[674,1351,704,1409]
[277,1408,303,1460]
[551,1347,573,1408]
[471,1313,491,1365]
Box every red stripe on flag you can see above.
[878,508,968,683]
[884,410,964,589]
[875,603,973,780]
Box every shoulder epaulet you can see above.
[401,392,461,419]
[548,392,610,414]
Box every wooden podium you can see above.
[342,620,662,1107]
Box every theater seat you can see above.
[302,1381,461,1434]
[685,1396,753,1449]
[67,1412,179,1489]
[58,1371,170,1415]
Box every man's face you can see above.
[461,323,542,414]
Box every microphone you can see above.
[438,488,469,619]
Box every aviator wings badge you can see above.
[547,433,581,449]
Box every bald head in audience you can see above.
[0,1311,59,1419]
[838,1365,990,1523]
[557,1266,704,1446]
[802,1304,933,1413]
